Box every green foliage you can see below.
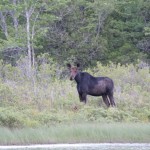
[0,0,149,66]
[0,83,15,104]
[108,43,145,64]
[0,61,149,128]
[102,0,149,64]
[35,0,116,67]
[144,27,150,36]
[79,107,137,123]
[0,108,25,128]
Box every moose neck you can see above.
[74,72,81,84]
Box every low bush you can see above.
[0,108,25,128]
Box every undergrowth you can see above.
[0,60,149,128]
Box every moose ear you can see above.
[67,63,71,69]
[76,63,80,68]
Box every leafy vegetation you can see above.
[0,60,149,128]
[0,0,149,67]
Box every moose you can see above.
[67,63,116,107]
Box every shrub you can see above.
[0,61,149,127]
[0,108,25,128]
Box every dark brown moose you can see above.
[67,63,116,107]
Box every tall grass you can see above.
[0,123,150,145]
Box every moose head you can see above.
[67,63,80,80]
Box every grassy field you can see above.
[0,61,149,144]
[0,62,149,128]
[0,123,150,145]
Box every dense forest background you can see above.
[0,0,149,69]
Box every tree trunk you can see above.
[0,11,8,39]
[25,10,32,76]
[11,0,18,37]
[31,12,39,67]
[24,0,36,75]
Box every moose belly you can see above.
[88,89,105,96]
[87,82,107,96]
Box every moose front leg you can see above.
[79,94,83,102]
[79,93,87,104]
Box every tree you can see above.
[36,0,115,67]
[0,0,59,74]
[102,0,149,64]
[0,0,149,68]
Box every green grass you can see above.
[0,123,150,145]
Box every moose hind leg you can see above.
[108,93,116,107]
[102,95,110,107]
